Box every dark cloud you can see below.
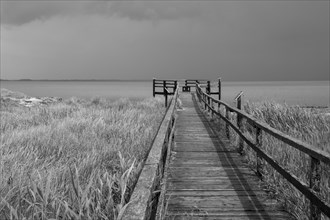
[0,1,110,25]
[0,1,205,26]
[1,1,328,81]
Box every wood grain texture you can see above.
[162,93,294,220]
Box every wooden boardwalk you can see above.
[163,93,294,220]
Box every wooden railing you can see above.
[122,85,179,220]
[153,79,178,107]
[195,83,330,220]
[153,78,221,106]
[183,79,221,99]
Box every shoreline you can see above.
[1,88,329,115]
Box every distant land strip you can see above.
[0,79,151,82]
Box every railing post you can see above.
[207,81,211,94]
[310,156,321,220]
[236,95,244,154]
[204,94,207,110]
[211,99,214,117]
[174,80,178,92]
[153,78,156,97]
[218,77,221,100]
[256,127,263,177]
[163,81,168,107]
[218,78,221,115]
[207,96,210,113]
[225,107,230,140]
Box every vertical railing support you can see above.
[236,93,244,154]
[153,78,156,97]
[218,78,221,119]
[225,107,230,140]
[211,99,214,117]
[163,81,168,107]
[256,126,263,177]
[310,157,321,220]
[207,96,210,113]
[207,81,211,94]
[218,77,221,100]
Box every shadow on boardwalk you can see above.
[163,93,294,220]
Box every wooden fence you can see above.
[195,83,330,220]
[122,84,179,220]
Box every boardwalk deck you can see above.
[163,93,294,220]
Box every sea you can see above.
[1,80,329,107]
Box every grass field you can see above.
[0,89,165,219]
[216,101,330,220]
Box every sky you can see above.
[0,1,329,81]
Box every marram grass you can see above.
[0,92,165,219]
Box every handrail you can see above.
[195,83,330,220]
[123,85,179,220]
[196,84,330,164]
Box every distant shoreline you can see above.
[0,79,151,82]
[1,79,329,82]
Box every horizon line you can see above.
[0,79,329,82]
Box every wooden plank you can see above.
[166,189,268,197]
[168,172,257,180]
[170,160,246,167]
[167,189,266,197]
[167,182,262,191]
[174,133,215,138]
[174,136,220,142]
[173,146,229,152]
[167,207,286,213]
[161,92,294,220]
[166,197,279,208]
[174,141,231,147]
[164,211,293,220]
[170,151,241,159]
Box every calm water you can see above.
[1,80,329,107]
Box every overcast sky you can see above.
[1,1,329,81]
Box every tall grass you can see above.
[0,91,165,219]
[217,101,330,220]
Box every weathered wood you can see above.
[153,78,155,97]
[256,127,263,177]
[162,93,293,219]
[225,107,230,139]
[155,111,177,220]
[166,189,268,197]
[201,87,330,165]
[164,212,293,220]
[218,77,221,100]
[214,105,330,218]
[122,85,179,220]
[310,156,321,220]
[236,93,244,154]
[196,83,330,219]
[167,206,286,212]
